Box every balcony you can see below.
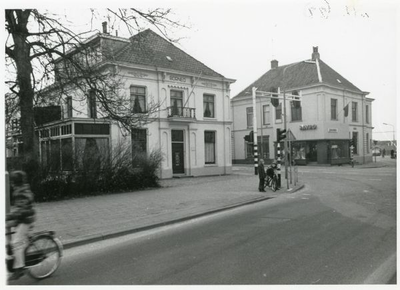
[167,106,196,122]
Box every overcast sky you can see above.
[5,0,399,141]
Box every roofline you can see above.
[111,60,236,83]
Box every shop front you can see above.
[290,139,350,165]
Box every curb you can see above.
[62,183,305,250]
[62,195,274,250]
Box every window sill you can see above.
[205,163,217,167]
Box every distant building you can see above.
[231,47,374,165]
[8,26,236,178]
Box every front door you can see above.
[171,130,184,174]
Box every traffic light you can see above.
[277,128,286,142]
[244,131,254,143]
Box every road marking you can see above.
[301,197,309,200]
[363,190,369,193]
[370,179,382,181]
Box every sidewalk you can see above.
[32,173,304,249]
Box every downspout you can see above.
[362,94,365,164]
[156,67,163,178]
[222,78,227,175]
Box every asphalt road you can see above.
[12,163,396,285]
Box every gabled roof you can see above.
[114,29,225,78]
[233,54,364,99]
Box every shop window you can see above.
[246,107,253,128]
[330,141,348,159]
[203,94,215,118]
[130,86,146,113]
[204,131,216,164]
[292,142,307,161]
[331,99,338,120]
[88,90,97,119]
[352,102,358,122]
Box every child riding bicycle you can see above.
[6,171,36,281]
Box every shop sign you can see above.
[300,124,317,131]
[169,75,187,83]
[328,128,338,133]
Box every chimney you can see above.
[271,59,279,69]
[312,46,320,60]
[102,22,108,34]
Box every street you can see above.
[11,159,396,285]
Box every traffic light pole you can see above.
[252,87,258,175]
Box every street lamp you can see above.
[383,123,395,144]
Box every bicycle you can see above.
[6,229,63,280]
[264,173,278,192]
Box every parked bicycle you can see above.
[6,229,63,280]
[264,172,278,192]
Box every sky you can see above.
[3,0,399,141]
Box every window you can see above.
[65,96,72,118]
[130,86,146,113]
[61,138,73,171]
[75,137,109,170]
[352,102,358,122]
[171,90,183,116]
[204,131,216,164]
[246,107,253,128]
[88,90,97,118]
[132,128,147,154]
[366,105,370,124]
[257,135,270,160]
[352,132,358,154]
[74,123,110,135]
[275,103,282,121]
[263,105,271,125]
[366,133,369,153]
[203,94,215,118]
[331,99,338,120]
[291,100,302,121]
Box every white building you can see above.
[34,28,235,178]
[231,47,374,166]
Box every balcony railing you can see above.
[167,106,196,120]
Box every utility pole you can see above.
[252,87,258,175]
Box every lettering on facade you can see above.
[201,81,217,88]
[300,124,317,130]
[328,128,338,133]
[169,75,186,83]
[128,71,148,78]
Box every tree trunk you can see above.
[9,10,39,177]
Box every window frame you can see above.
[130,85,147,113]
[246,107,253,128]
[204,131,216,165]
[331,98,338,120]
[263,104,271,125]
[290,100,302,122]
[203,94,215,118]
[352,101,358,122]
[275,103,282,122]
[88,90,97,119]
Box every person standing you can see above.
[258,159,266,192]
[382,148,386,158]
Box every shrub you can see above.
[30,141,163,202]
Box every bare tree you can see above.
[5,8,187,175]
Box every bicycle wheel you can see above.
[271,177,277,192]
[25,234,63,279]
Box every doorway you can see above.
[172,130,184,174]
